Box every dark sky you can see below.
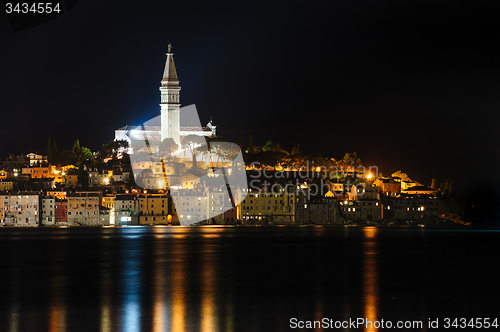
[1,0,500,195]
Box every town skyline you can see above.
[2,0,499,200]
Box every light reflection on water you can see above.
[363,227,379,332]
[121,232,142,332]
[171,240,186,332]
[1,226,499,332]
[152,227,168,332]
[49,241,67,332]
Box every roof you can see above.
[0,191,40,196]
[117,125,212,133]
[115,195,138,201]
[68,192,101,197]
[161,52,179,86]
[403,185,435,191]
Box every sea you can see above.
[0,225,498,332]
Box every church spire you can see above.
[160,45,181,144]
[161,43,179,86]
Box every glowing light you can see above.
[366,173,373,179]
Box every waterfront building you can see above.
[173,189,210,224]
[0,192,40,226]
[382,194,439,221]
[296,193,339,224]
[239,186,295,224]
[115,194,140,225]
[67,192,101,225]
[138,193,174,225]
[41,197,55,225]
[99,207,111,226]
[54,198,68,224]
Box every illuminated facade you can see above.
[0,179,13,191]
[138,194,173,225]
[115,195,139,225]
[374,178,401,196]
[67,193,102,225]
[0,192,40,226]
[41,197,55,225]
[239,188,295,223]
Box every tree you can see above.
[262,141,276,152]
[181,135,206,174]
[58,150,77,166]
[128,170,137,188]
[439,180,449,197]
[72,139,80,154]
[291,144,301,155]
[431,179,437,189]
[51,141,59,164]
[77,166,89,186]
[448,180,456,198]
[110,139,129,159]
[338,152,362,173]
[248,136,254,154]
[47,137,52,164]
[158,138,178,160]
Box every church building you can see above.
[115,45,216,151]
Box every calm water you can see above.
[0,226,499,332]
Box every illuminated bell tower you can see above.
[160,44,181,145]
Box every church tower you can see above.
[160,44,181,145]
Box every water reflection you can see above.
[170,240,186,332]
[152,227,169,332]
[0,226,479,332]
[8,246,20,332]
[49,240,67,332]
[200,238,217,332]
[363,227,379,332]
[121,233,142,332]
[100,238,112,332]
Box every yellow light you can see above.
[367,173,373,179]
[158,180,165,188]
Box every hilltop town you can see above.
[0,46,464,227]
[0,140,461,227]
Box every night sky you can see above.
[1,0,500,196]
